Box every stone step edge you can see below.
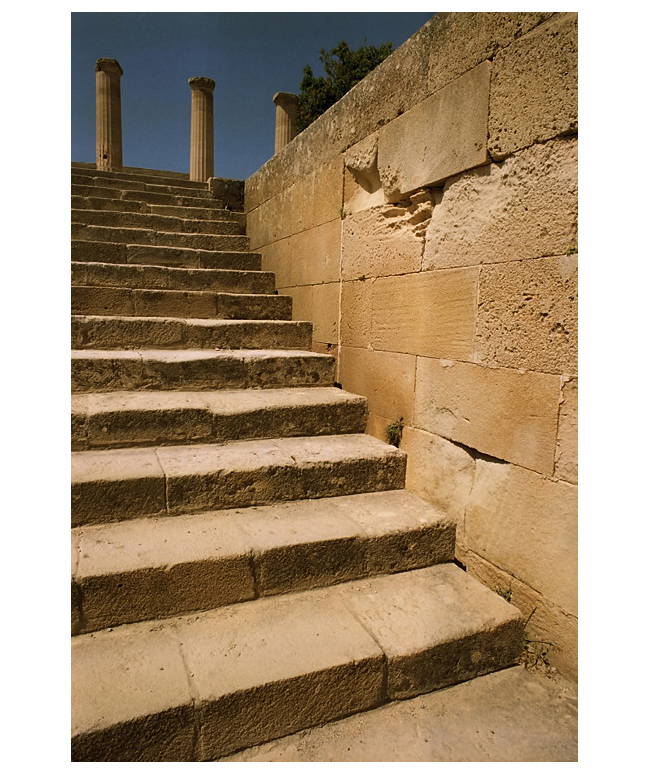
[71,386,366,450]
[71,260,274,283]
[71,490,455,634]
[71,209,243,231]
[70,433,405,526]
[71,563,524,762]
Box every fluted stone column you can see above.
[273,92,298,154]
[189,77,215,182]
[95,58,123,171]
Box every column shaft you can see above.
[189,77,215,182]
[273,92,298,154]
[95,59,123,171]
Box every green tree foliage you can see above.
[296,39,394,133]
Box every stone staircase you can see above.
[70,163,525,762]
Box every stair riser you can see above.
[71,318,312,351]
[71,287,291,320]
[71,167,209,188]
[72,224,250,252]
[71,263,275,294]
[71,174,210,197]
[71,185,224,207]
[71,353,335,394]
[72,210,244,235]
[73,522,454,633]
[72,397,367,450]
[72,196,242,222]
[71,456,406,527]
[72,241,262,271]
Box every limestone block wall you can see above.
[245,12,578,680]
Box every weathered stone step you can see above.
[71,563,523,761]
[71,262,274,294]
[71,184,223,208]
[71,208,244,236]
[71,386,367,450]
[71,490,454,634]
[71,172,210,196]
[72,240,261,271]
[71,286,291,320]
[71,348,335,393]
[71,433,406,527]
[71,223,250,252]
[71,195,243,222]
[71,316,312,351]
[71,164,206,189]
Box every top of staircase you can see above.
[72,162,194,181]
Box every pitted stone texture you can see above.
[72,626,195,761]
[554,377,578,485]
[414,358,562,476]
[426,12,554,95]
[474,254,578,375]
[341,198,432,280]
[344,132,381,193]
[423,138,578,270]
[400,426,476,522]
[221,666,577,762]
[339,347,415,427]
[465,459,578,617]
[377,62,490,201]
[488,13,578,160]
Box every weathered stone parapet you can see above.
[189,77,215,182]
[273,92,298,154]
[95,58,123,171]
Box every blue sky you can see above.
[72,12,434,180]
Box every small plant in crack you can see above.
[519,607,556,676]
[566,245,577,255]
[386,417,404,447]
[496,585,513,603]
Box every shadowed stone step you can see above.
[71,262,274,294]
[71,490,455,633]
[71,173,212,196]
[71,316,312,351]
[71,433,406,526]
[71,165,209,189]
[71,563,523,761]
[71,348,335,393]
[71,386,367,449]
[72,240,262,270]
[71,224,250,252]
[71,184,224,208]
[71,209,244,235]
[71,195,243,222]
[71,286,290,320]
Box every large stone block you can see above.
[400,426,476,522]
[488,13,578,160]
[369,269,478,360]
[261,220,341,288]
[414,358,562,475]
[339,347,416,426]
[555,377,578,484]
[427,12,554,95]
[377,62,490,201]
[281,283,339,346]
[423,137,578,270]
[247,157,343,249]
[340,279,374,349]
[464,459,578,617]
[341,197,432,280]
[474,254,578,374]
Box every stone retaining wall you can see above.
[245,12,578,680]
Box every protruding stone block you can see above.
[189,77,215,182]
[95,58,123,171]
[377,62,490,201]
[273,92,298,154]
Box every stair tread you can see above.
[71,563,522,761]
[71,347,330,361]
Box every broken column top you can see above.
[95,58,123,76]
[189,77,216,92]
[273,92,299,108]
